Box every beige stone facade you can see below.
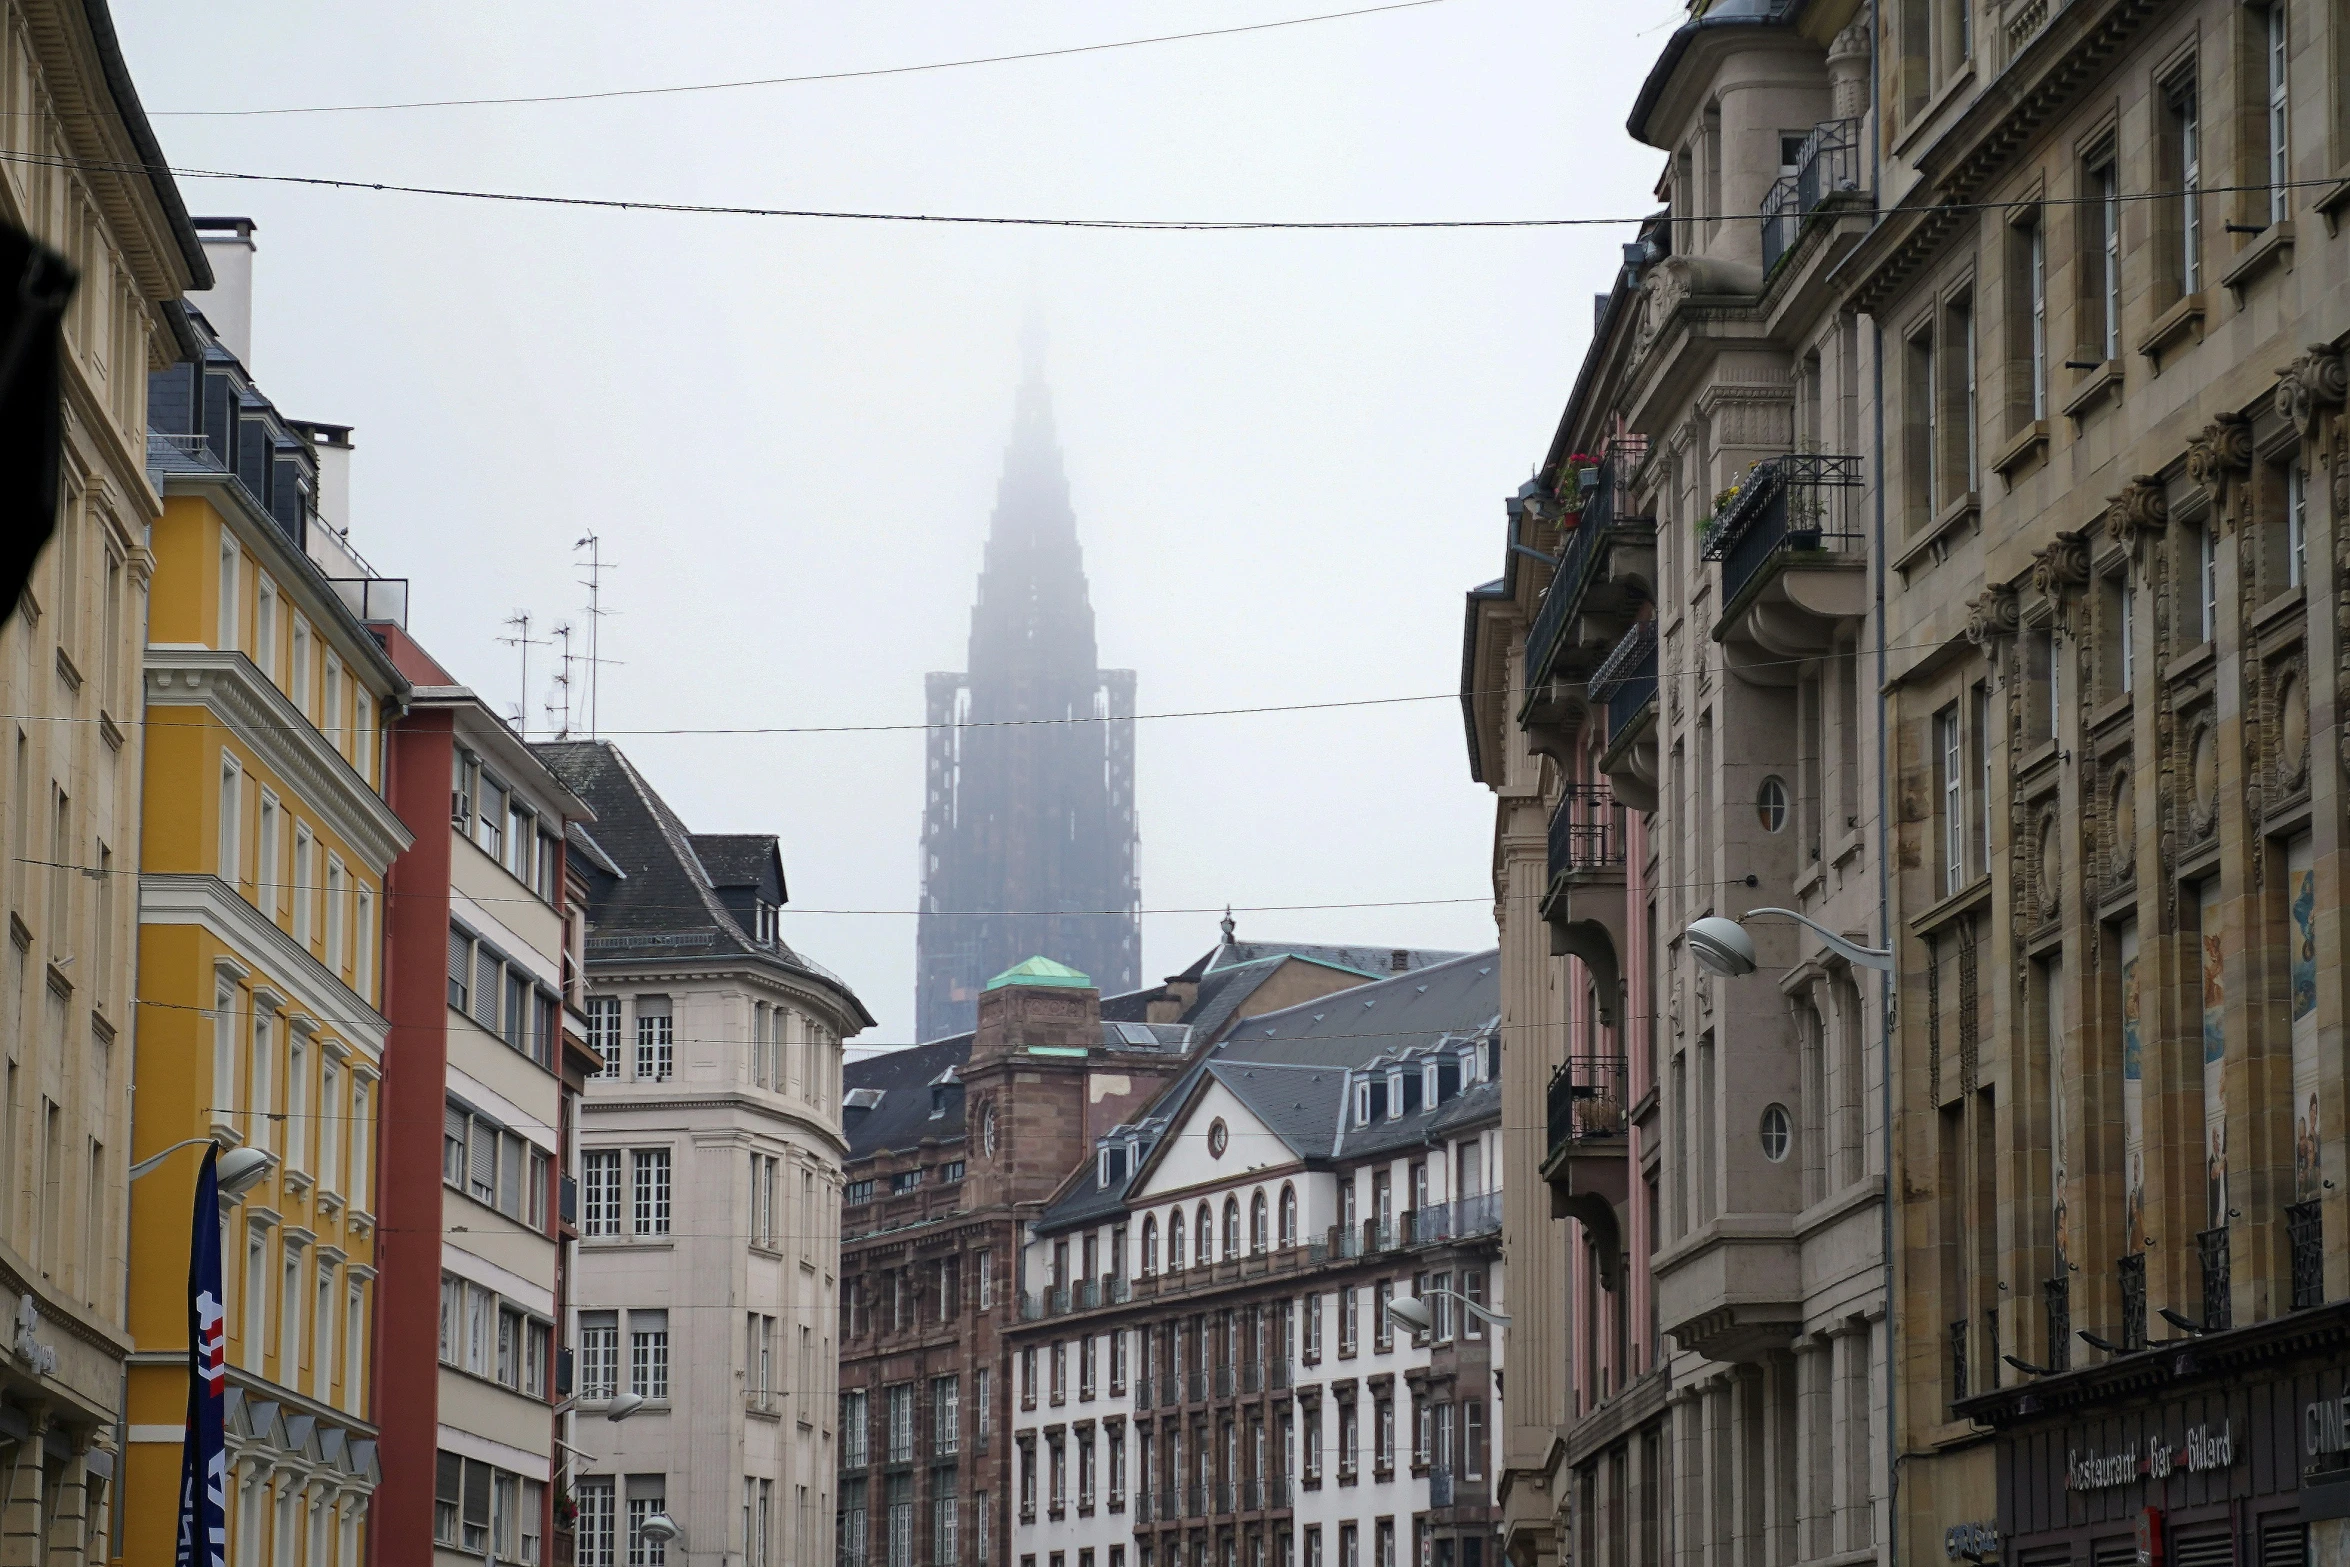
[1863,0,2350,1559]
[0,0,204,1551]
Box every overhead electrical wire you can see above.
[150,0,1460,117]
[0,147,2336,231]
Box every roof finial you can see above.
[1220,905,1236,944]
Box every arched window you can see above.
[1142,1215,1159,1275]
[1198,1203,1215,1264]
[1169,1209,1186,1271]
[1278,1183,1298,1248]
[1250,1191,1269,1253]
[1222,1197,1241,1259]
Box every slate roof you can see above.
[532,740,872,1026]
[1033,949,1500,1235]
[1180,939,1470,983]
[843,1019,1192,1164]
[689,833,784,895]
[843,1034,972,1162]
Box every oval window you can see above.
[1207,1118,1230,1159]
[1759,1103,1792,1162]
[1757,776,1790,833]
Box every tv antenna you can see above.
[544,622,575,740]
[574,532,624,738]
[497,611,548,735]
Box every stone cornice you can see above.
[582,956,868,1038]
[145,646,413,871]
[1840,0,2167,315]
[140,874,389,1059]
[579,1086,848,1155]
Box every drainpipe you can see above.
[1867,8,1897,1567]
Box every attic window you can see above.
[1424,1063,1441,1106]
[1387,1070,1406,1120]
[930,1085,950,1119]
[844,1088,885,1111]
[1354,1079,1372,1128]
[1097,1144,1129,1190]
[756,901,779,945]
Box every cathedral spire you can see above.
[916,350,1141,1040]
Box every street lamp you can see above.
[128,1139,273,1197]
[1685,909,1893,977]
[603,1391,647,1421]
[1384,1288,1511,1335]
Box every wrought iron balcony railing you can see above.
[1948,1319,1969,1405]
[1761,117,1863,273]
[2291,1201,2326,1310]
[1700,454,1866,613]
[1547,784,1627,885]
[2198,1226,2232,1331]
[1215,1365,1237,1398]
[1526,446,1655,687]
[1587,622,1657,748]
[1545,1055,1630,1164]
[1430,1467,1455,1509]
[2042,1277,2069,1373]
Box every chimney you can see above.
[190,217,258,366]
[303,423,355,537]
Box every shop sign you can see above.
[2066,1423,2235,1490]
[1945,1522,2002,1561]
[2309,1392,2350,1461]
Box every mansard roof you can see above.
[532,740,871,1027]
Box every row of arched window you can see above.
[1136,1183,1300,1274]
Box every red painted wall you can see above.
[370,698,455,1564]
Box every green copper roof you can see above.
[985,955,1093,991]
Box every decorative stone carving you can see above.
[2272,661,2310,796]
[2187,717,2220,841]
[2103,475,2168,557]
[1964,582,2020,659]
[2184,413,2254,514]
[2275,343,2347,450]
[2034,808,2062,921]
[2108,770,2136,888]
[2030,530,2091,608]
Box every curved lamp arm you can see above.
[1749,907,1895,972]
[129,1137,222,1181]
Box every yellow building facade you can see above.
[125,312,411,1564]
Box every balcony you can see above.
[1188,1483,1211,1519]
[1429,1468,1455,1509]
[1134,1491,1155,1525]
[1701,455,1867,664]
[1186,1370,1209,1404]
[1215,1482,1236,1516]
[1521,448,1657,702]
[1541,783,1629,1035]
[1271,1357,1293,1390]
[1541,1055,1631,1286]
[1135,1376,1154,1409]
[1269,1477,1293,1510]
[1588,623,1659,812]
[1241,1361,1263,1395]
[1761,118,1863,275]
[1215,1365,1237,1398]
[1403,1190,1501,1248]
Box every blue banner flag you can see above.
[176,1145,228,1567]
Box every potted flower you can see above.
[1558,453,1599,523]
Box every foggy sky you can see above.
[115,0,1682,1050]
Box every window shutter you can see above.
[468,1117,494,1195]
[436,1450,464,1508]
[447,927,470,1007]
[499,1136,524,1218]
[462,1456,492,1528]
[474,950,499,1028]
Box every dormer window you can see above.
[756,902,779,945]
[1354,1079,1372,1128]
[1096,1144,1128,1190]
[1387,1071,1405,1120]
[1424,1063,1442,1106]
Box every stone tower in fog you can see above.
[914,365,1139,1041]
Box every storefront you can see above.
[1959,1305,2350,1567]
